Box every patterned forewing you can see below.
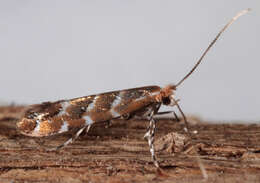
[17,85,161,137]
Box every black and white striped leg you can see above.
[144,115,159,168]
[56,125,92,150]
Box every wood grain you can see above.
[0,106,260,183]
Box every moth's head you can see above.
[156,84,177,106]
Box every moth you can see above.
[17,9,249,168]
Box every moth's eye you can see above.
[162,97,171,105]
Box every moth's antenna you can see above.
[176,8,250,87]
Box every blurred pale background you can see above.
[0,1,259,121]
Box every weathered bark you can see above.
[0,106,260,183]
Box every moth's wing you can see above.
[109,86,162,117]
[17,99,92,137]
[17,85,162,137]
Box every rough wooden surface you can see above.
[0,106,260,183]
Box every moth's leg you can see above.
[56,125,92,150]
[155,111,180,122]
[144,112,159,168]
[105,120,112,128]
